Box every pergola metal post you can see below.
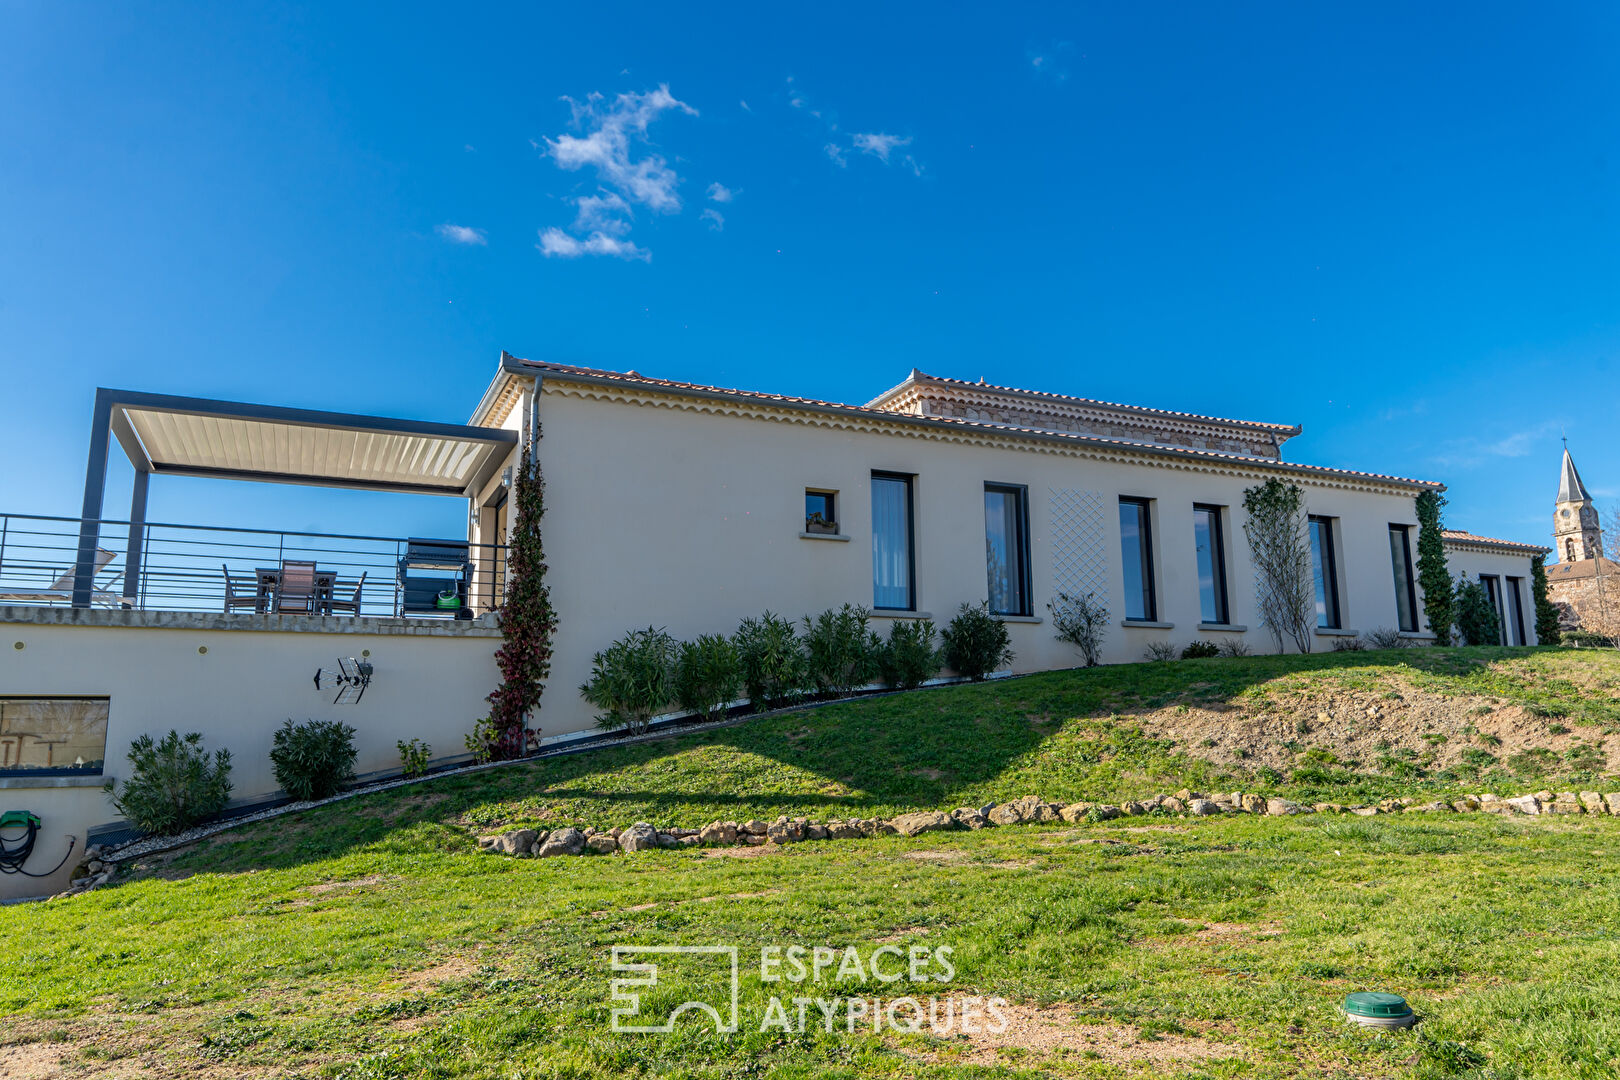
[122,467,149,608]
[72,390,114,608]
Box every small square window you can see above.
[805,490,838,534]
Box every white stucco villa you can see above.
[0,357,1549,897]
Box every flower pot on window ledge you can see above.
[805,515,840,535]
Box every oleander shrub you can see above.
[879,618,942,690]
[106,730,233,836]
[733,611,809,709]
[580,626,677,735]
[674,633,743,723]
[271,718,358,801]
[1180,640,1219,659]
[940,602,1014,682]
[803,604,882,697]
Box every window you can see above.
[1308,516,1341,629]
[984,484,1031,616]
[1118,497,1157,622]
[1388,525,1418,633]
[805,490,837,533]
[1506,576,1527,646]
[1193,504,1229,625]
[871,473,915,610]
[0,698,108,776]
[1480,574,1506,645]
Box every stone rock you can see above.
[742,820,769,836]
[678,835,701,846]
[619,822,660,852]
[1059,802,1093,822]
[1452,796,1481,812]
[987,803,1026,826]
[1173,789,1204,802]
[586,834,619,854]
[1240,793,1267,814]
[1120,801,1148,817]
[828,821,864,840]
[1377,799,1405,813]
[1350,806,1380,817]
[1547,800,1584,815]
[699,821,739,845]
[767,820,805,844]
[1265,798,1307,816]
[1411,801,1453,813]
[610,826,624,839]
[890,811,954,837]
[1607,793,1620,815]
[495,829,539,856]
[950,807,988,830]
[870,820,899,836]
[1027,801,1063,822]
[1533,790,1554,804]
[1316,711,1331,725]
[1187,799,1221,816]
[666,827,698,839]
[1160,797,1186,814]
[743,834,769,846]
[1312,803,1345,814]
[1504,795,1542,815]
[1579,792,1606,814]
[805,823,830,841]
[537,827,585,857]
[656,832,680,849]
[1090,804,1122,821]
[477,835,499,851]
[85,859,106,875]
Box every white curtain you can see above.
[872,477,912,609]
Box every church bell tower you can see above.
[1554,442,1603,563]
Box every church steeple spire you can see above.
[1554,443,1602,562]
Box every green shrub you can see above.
[464,717,500,765]
[1180,640,1219,659]
[940,602,1014,681]
[802,604,881,696]
[674,633,742,723]
[106,730,232,836]
[1560,629,1612,648]
[580,626,676,734]
[271,719,357,801]
[397,738,432,780]
[1414,490,1453,644]
[1531,554,1561,646]
[733,611,809,709]
[1453,576,1502,647]
[1049,591,1109,667]
[878,619,942,690]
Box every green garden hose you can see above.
[0,810,77,877]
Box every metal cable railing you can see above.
[0,513,507,619]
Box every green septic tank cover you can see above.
[1343,992,1411,1019]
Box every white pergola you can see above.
[71,388,520,607]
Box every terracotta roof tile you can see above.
[504,356,1442,490]
[1441,529,1550,554]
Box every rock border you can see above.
[475,789,1620,859]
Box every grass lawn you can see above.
[4,647,1620,1079]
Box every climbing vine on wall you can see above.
[1414,490,1453,645]
[482,439,557,760]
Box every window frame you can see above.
[1388,524,1419,633]
[0,696,110,778]
[870,471,917,612]
[805,489,837,532]
[1506,575,1527,646]
[1308,515,1342,630]
[984,482,1032,617]
[1480,574,1506,645]
[1192,503,1230,625]
[1118,496,1158,623]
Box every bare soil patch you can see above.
[395,956,478,993]
[912,1004,1247,1069]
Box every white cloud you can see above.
[1028,40,1075,84]
[571,192,633,235]
[1431,420,1562,470]
[851,132,912,163]
[824,142,848,167]
[546,85,696,213]
[537,227,650,262]
[436,224,487,246]
[700,208,724,232]
[706,182,735,203]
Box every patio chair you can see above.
[273,560,319,614]
[326,572,366,616]
[221,565,262,613]
[0,548,124,607]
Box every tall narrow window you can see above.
[1193,504,1229,625]
[1388,525,1418,633]
[1506,576,1527,646]
[1480,575,1506,645]
[984,484,1031,616]
[1119,497,1156,622]
[1308,516,1341,629]
[871,473,915,610]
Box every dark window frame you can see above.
[1309,515,1342,630]
[805,489,837,530]
[871,471,917,612]
[984,482,1033,617]
[0,695,111,778]
[1480,574,1506,646]
[1506,575,1528,646]
[1119,496,1158,623]
[1388,524,1419,633]
[1193,503,1230,625]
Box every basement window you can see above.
[0,697,109,776]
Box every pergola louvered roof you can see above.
[102,389,517,496]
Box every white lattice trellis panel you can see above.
[1048,487,1109,605]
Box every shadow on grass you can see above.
[149,646,1616,877]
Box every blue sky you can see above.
[3,2,1617,552]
